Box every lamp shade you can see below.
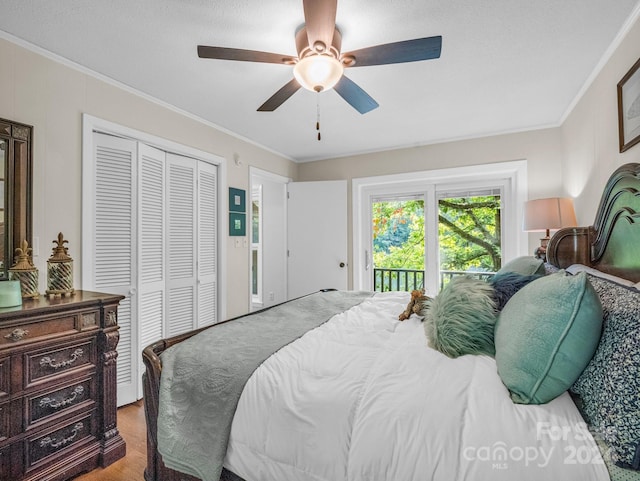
[523,197,578,232]
[293,55,344,93]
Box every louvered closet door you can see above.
[166,153,197,336]
[89,133,138,406]
[137,144,166,398]
[85,129,220,406]
[197,162,217,327]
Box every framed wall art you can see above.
[229,212,246,236]
[617,56,640,152]
[228,187,246,236]
[229,187,246,212]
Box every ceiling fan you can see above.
[197,0,442,114]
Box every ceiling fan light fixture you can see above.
[293,55,344,93]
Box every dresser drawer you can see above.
[0,443,10,480]
[26,377,95,428]
[25,412,95,471]
[25,338,96,389]
[0,401,9,442]
[0,356,9,399]
[0,315,79,348]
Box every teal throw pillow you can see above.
[423,276,497,358]
[496,256,545,276]
[494,272,603,404]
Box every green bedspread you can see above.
[157,290,373,481]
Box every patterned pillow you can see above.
[571,275,640,470]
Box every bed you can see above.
[142,162,640,481]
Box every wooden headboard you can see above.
[547,162,640,282]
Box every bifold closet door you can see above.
[165,153,197,337]
[137,144,166,398]
[87,132,138,406]
[197,161,218,327]
[86,135,219,405]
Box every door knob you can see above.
[339,262,346,268]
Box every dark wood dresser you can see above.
[0,290,126,481]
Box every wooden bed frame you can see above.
[142,162,640,481]
[547,162,640,282]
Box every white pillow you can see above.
[566,264,636,288]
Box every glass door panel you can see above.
[437,190,502,289]
[371,197,425,291]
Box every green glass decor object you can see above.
[0,280,23,308]
[9,239,39,299]
[46,232,75,299]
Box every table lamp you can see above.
[523,197,577,259]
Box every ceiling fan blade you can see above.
[198,46,293,64]
[257,78,302,111]
[333,75,379,114]
[342,36,442,67]
[303,0,337,52]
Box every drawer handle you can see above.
[39,422,83,449]
[4,328,29,342]
[40,348,84,369]
[39,386,84,410]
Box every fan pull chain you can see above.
[316,94,321,141]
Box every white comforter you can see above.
[224,292,610,481]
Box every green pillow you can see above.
[496,256,545,276]
[423,276,497,358]
[494,272,602,404]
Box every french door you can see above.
[353,161,527,295]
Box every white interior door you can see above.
[250,168,288,310]
[287,180,347,299]
[165,153,197,337]
[197,161,218,327]
[86,132,138,407]
[137,143,166,399]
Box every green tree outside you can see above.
[438,195,501,272]
[372,195,501,290]
[372,199,425,270]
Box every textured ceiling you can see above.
[1,0,639,162]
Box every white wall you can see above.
[0,36,297,318]
[561,10,640,221]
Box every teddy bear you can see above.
[398,289,431,321]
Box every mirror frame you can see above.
[0,117,33,280]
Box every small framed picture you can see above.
[229,187,246,213]
[229,212,246,236]
[617,56,640,152]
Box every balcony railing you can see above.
[373,268,495,292]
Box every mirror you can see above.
[0,118,32,280]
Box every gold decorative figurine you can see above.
[46,233,75,298]
[9,239,39,299]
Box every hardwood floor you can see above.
[73,400,147,481]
